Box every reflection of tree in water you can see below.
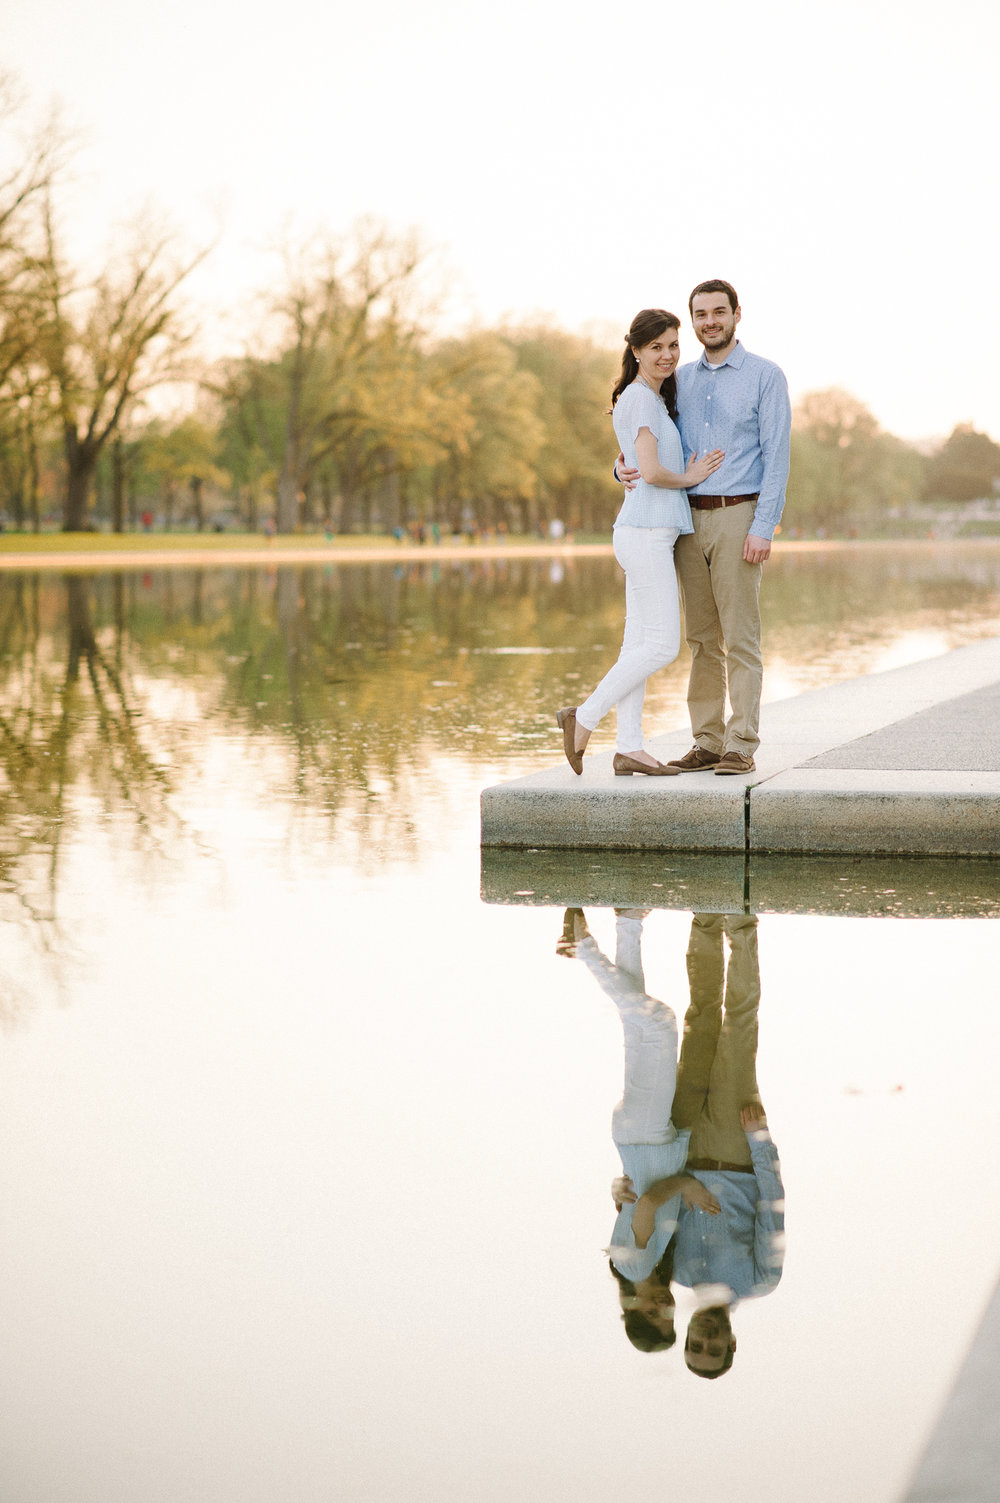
[3,547,1000,895]
[763,542,1000,682]
[0,575,187,961]
[204,559,634,861]
[2,563,620,903]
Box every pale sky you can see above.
[5,0,998,440]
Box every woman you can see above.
[556,309,723,775]
[557,905,719,1353]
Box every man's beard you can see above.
[697,321,735,350]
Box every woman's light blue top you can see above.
[612,380,693,533]
[608,1129,691,1283]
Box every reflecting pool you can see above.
[1,546,999,1503]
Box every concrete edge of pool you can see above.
[480,637,1000,859]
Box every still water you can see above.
[1,544,1000,1503]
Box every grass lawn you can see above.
[0,531,409,553]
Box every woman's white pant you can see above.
[575,917,679,1147]
[575,526,682,752]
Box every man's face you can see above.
[685,1308,735,1374]
[691,292,741,353]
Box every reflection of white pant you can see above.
[575,917,679,1146]
[576,526,682,751]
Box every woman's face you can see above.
[621,1285,676,1340]
[633,327,681,389]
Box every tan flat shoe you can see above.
[555,906,587,956]
[613,753,680,776]
[556,707,583,775]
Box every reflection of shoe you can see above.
[613,753,681,776]
[714,751,756,775]
[667,745,721,772]
[556,906,586,956]
[556,707,583,775]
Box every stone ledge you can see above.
[480,640,1000,856]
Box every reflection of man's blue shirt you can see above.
[672,1133,785,1301]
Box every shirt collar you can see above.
[698,340,746,371]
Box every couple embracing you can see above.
[557,279,791,779]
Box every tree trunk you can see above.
[377,448,401,536]
[244,483,258,534]
[190,476,205,531]
[111,436,126,533]
[9,477,24,529]
[300,480,317,531]
[338,485,359,535]
[64,453,96,532]
[29,424,42,532]
[277,466,299,533]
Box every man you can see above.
[671,912,784,1378]
[617,280,791,774]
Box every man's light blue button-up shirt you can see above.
[676,343,792,542]
[672,1131,785,1303]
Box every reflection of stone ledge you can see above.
[481,639,1000,858]
[480,849,1000,919]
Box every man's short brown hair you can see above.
[689,279,739,315]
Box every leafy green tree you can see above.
[327,322,471,534]
[923,423,1000,504]
[137,414,229,531]
[789,388,924,534]
[424,332,545,532]
[506,325,620,533]
[222,224,445,534]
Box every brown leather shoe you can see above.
[556,906,587,955]
[714,750,756,775]
[613,753,681,776]
[667,745,721,772]
[556,707,583,775]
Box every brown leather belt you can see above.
[688,1157,755,1174]
[689,493,758,510]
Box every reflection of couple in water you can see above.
[558,905,784,1377]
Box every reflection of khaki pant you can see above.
[675,504,763,756]
[672,914,762,1167]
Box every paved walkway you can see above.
[900,1272,1000,1502]
[480,638,1000,856]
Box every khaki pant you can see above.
[675,503,763,756]
[672,914,763,1167]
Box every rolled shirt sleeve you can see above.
[748,1130,786,1295]
[751,366,792,542]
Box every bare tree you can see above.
[35,198,208,530]
[0,83,71,520]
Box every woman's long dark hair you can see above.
[609,1241,676,1353]
[610,308,680,419]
